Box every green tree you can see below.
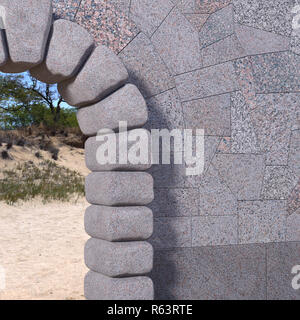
[0,72,78,130]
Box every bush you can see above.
[0,161,85,204]
[1,150,10,160]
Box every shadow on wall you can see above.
[141,86,179,300]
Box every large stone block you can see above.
[77,84,148,136]
[85,271,154,300]
[84,130,151,171]
[30,19,94,84]
[0,0,52,73]
[0,31,7,66]
[85,238,153,277]
[85,172,154,206]
[58,45,128,107]
[85,205,153,241]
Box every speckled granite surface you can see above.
[54,0,300,300]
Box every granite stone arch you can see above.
[0,0,154,300]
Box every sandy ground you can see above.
[0,198,89,300]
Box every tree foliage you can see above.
[0,72,78,130]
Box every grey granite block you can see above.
[175,61,238,101]
[238,200,287,244]
[235,24,290,55]
[250,93,299,165]
[85,271,154,300]
[267,242,300,300]
[58,45,128,107]
[85,205,153,241]
[231,91,259,153]
[197,165,237,216]
[184,13,209,31]
[288,179,300,215]
[289,130,300,178]
[261,166,297,200]
[252,52,300,94]
[0,0,52,73]
[173,0,195,14]
[0,31,8,66]
[85,238,153,277]
[130,0,174,37]
[77,84,148,136]
[52,0,80,21]
[286,208,300,242]
[151,8,202,75]
[185,135,221,187]
[201,34,245,67]
[151,244,266,300]
[213,154,265,200]
[233,0,295,37]
[119,33,175,98]
[199,4,234,48]
[85,172,154,206]
[149,188,199,217]
[84,130,152,171]
[145,88,184,131]
[149,217,191,249]
[183,93,231,136]
[192,215,238,246]
[30,19,95,84]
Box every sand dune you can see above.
[0,198,89,300]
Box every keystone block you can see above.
[0,0,52,73]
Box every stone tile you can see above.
[233,57,257,111]
[52,0,80,20]
[197,165,237,216]
[110,0,131,16]
[235,24,290,55]
[145,89,184,131]
[183,93,231,136]
[252,52,300,94]
[238,200,287,244]
[192,216,238,246]
[151,244,266,300]
[151,8,202,75]
[184,13,209,31]
[286,208,300,242]
[233,0,295,37]
[175,61,238,101]
[149,188,199,217]
[149,217,191,249]
[195,0,232,14]
[289,130,300,178]
[213,154,265,200]
[290,31,300,56]
[147,162,187,188]
[217,137,231,153]
[130,0,174,37]
[231,91,259,153]
[119,33,175,98]
[185,135,221,187]
[287,179,300,214]
[75,0,139,54]
[201,34,245,67]
[267,242,300,300]
[199,4,234,48]
[173,0,195,14]
[250,93,299,166]
[261,166,298,200]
